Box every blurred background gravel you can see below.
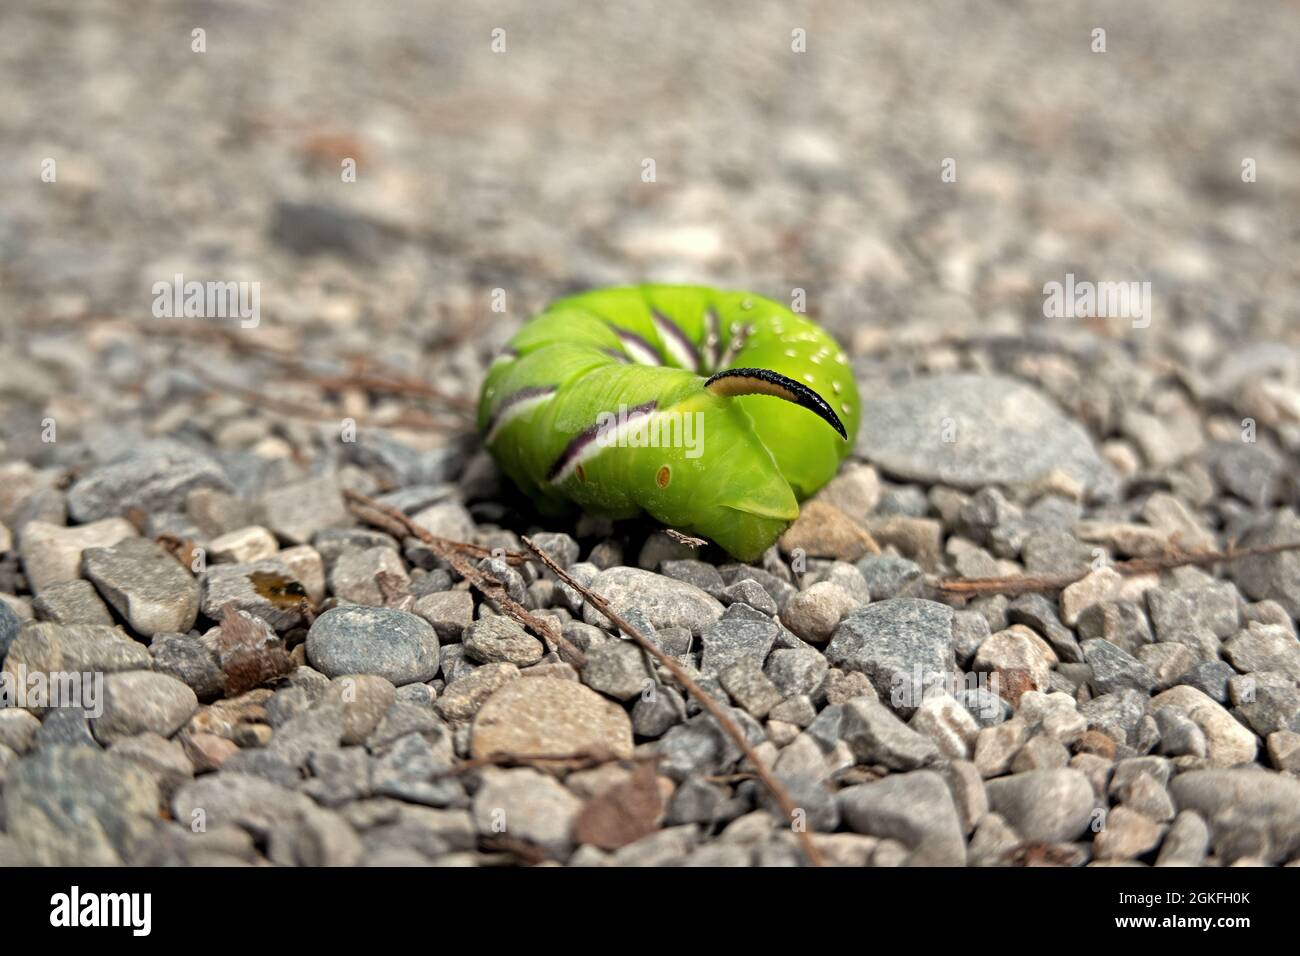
[3,0,1300,446]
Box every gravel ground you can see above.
[2,0,1300,867]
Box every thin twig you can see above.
[522,534,826,868]
[183,361,466,432]
[933,539,1300,598]
[344,489,585,667]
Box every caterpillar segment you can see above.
[477,285,860,561]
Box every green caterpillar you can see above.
[478,285,860,561]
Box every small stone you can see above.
[1168,769,1300,864]
[1137,642,1197,690]
[329,546,409,606]
[720,578,779,615]
[302,748,371,807]
[1147,582,1240,645]
[699,604,781,677]
[974,624,1058,691]
[1223,623,1300,681]
[720,661,785,718]
[779,501,879,561]
[1082,639,1157,695]
[0,710,40,753]
[321,675,397,745]
[1017,690,1087,744]
[1150,685,1257,767]
[67,442,231,524]
[413,590,474,642]
[19,518,137,593]
[471,677,633,759]
[1176,660,1236,703]
[173,771,315,837]
[854,555,925,600]
[582,639,653,701]
[436,663,520,721]
[908,693,980,759]
[201,558,310,631]
[472,766,582,858]
[208,526,279,564]
[1154,706,1208,758]
[278,544,326,604]
[951,609,991,666]
[307,605,440,685]
[528,532,580,577]
[1060,567,1123,626]
[582,567,724,636]
[941,760,988,837]
[958,687,1013,728]
[654,706,765,780]
[1094,805,1164,861]
[82,538,199,638]
[109,732,194,795]
[813,462,881,523]
[366,702,447,753]
[1155,810,1210,866]
[1229,510,1300,617]
[825,598,955,713]
[632,684,687,737]
[1233,679,1300,738]
[5,746,161,864]
[659,560,726,598]
[780,581,858,644]
[463,615,543,666]
[1004,724,1069,770]
[33,709,100,751]
[1076,601,1153,655]
[1,599,22,659]
[1008,593,1083,664]
[985,768,1095,843]
[968,812,1022,865]
[1266,730,1300,772]
[839,697,940,770]
[1080,689,1149,747]
[768,694,817,727]
[764,647,829,699]
[973,717,1029,778]
[92,671,198,744]
[823,669,879,706]
[411,501,477,542]
[31,579,113,626]
[1074,729,1118,761]
[862,516,943,571]
[837,770,966,865]
[3,623,151,712]
[1117,770,1177,823]
[261,474,349,545]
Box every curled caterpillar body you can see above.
[478,285,860,561]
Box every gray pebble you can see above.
[985,768,1096,843]
[31,579,114,626]
[307,605,440,685]
[463,615,543,666]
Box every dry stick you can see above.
[343,489,585,667]
[303,370,477,415]
[934,539,1300,598]
[521,534,827,868]
[155,322,476,418]
[183,361,465,433]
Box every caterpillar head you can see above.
[642,369,850,561]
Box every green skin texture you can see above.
[478,285,861,561]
